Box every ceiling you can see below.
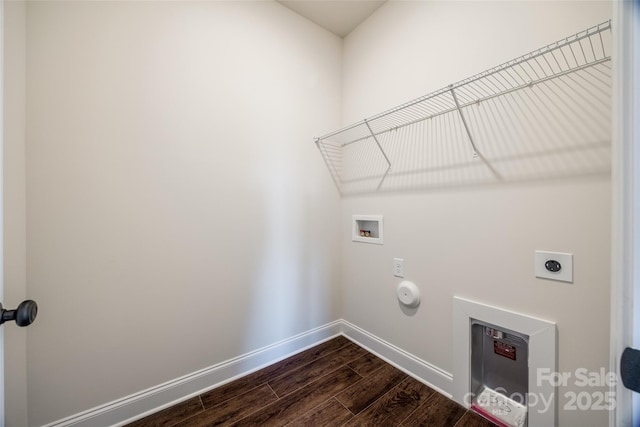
[277,1,386,38]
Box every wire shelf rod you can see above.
[317,21,611,145]
[336,56,609,149]
[446,20,611,92]
[314,21,612,194]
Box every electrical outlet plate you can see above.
[535,251,573,283]
[393,258,404,278]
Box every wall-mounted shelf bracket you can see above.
[364,119,392,191]
[449,86,479,158]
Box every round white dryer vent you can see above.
[397,280,420,308]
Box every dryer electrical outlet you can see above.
[535,251,573,283]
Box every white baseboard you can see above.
[43,321,343,427]
[340,320,453,397]
[41,319,452,427]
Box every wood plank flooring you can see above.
[126,336,497,427]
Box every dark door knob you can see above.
[0,300,38,327]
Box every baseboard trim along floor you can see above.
[41,319,452,427]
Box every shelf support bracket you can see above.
[450,86,503,181]
[449,86,479,158]
[364,119,392,191]
[315,137,343,195]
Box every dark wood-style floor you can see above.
[126,336,497,427]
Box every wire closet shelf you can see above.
[315,21,613,195]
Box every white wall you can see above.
[24,2,342,425]
[3,1,28,426]
[17,1,616,425]
[341,2,612,427]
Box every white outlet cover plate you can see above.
[393,258,404,278]
[535,250,573,283]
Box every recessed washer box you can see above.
[352,215,383,244]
